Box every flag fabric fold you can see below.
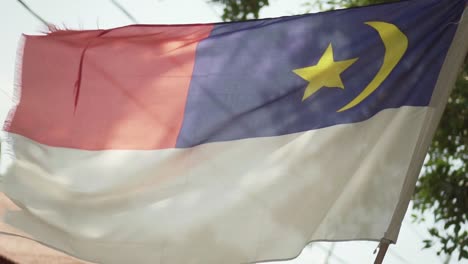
[1,0,467,263]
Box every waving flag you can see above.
[1,0,467,263]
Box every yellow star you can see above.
[293,44,358,101]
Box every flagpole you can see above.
[373,239,390,264]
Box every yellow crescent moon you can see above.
[337,21,408,112]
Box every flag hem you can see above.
[0,34,25,193]
[384,6,468,243]
[0,230,382,264]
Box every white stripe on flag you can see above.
[1,106,427,264]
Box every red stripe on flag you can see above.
[6,25,213,150]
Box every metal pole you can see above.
[374,239,390,264]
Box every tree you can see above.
[209,0,468,260]
[210,0,270,21]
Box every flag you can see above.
[1,0,467,263]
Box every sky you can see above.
[0,1,462,263]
